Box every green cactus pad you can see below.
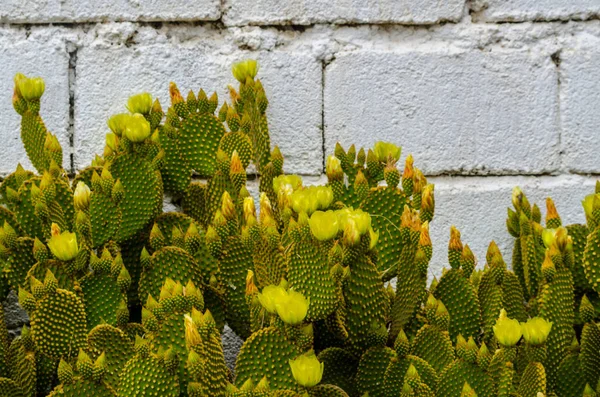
[0,377,24,397]
[568,224,592,294]
[0,309,8,378]
[109,154,162,242]
[6,237,37,291]
[90,192,120,248]
[437,360,494,397]
[87,324,135,390]
[179,113,226,177]
[159,130,192,195]
[383,355,438,396]
[80,273,124,330]
[151,314,188,395]
[501,270,528,322]
[7,338,36,397]
[360,187,408,272]
[235,327,300,391]
[30,288,87,359]
[219,132,252,169]
[355,346,395,397]
[411,325,455,374]
[153,212,193,245]
[20,112,52,173]
[555,350,585,397]
[307,384,349,397]
[49,378,117,396]
[15,180,44,240]
[119,354,179,396]
[581,321,600,389]
[477,271,503,343]
[138,246,203,303]
[220,236,253,339]
[0,168,34,210]
[434,268,481,341]
[318,347,359,397]
[287,236,338,321]
[27,260,75,291]
[0,207,23,236]
[538,267,575,388]
[181,182,207,228]
[517,362,546,397]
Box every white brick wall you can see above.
[1,2,600,338]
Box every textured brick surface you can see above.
[325,49,560,175]
[223,0,465,26]
[0,0,221,23]
[474,0,600,22]
[561,40,600,173]
[74,34,322,175]
[0,29,70,174]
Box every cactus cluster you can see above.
[0,60,598,396]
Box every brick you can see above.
[561,41,600,173]
[474,0,600,22]
[74,40,323,175]
[0,28,70,174]
[324,49,560,176]
[428,175,595,277]
[223,0,465,26]
[0,0,220,23]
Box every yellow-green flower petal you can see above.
[47,223,78,262]
[289,350,324,387]
[493,309,522,347]
[257,285,287,314]
[521,317,552,346]
[275,290,309,325]
[308,211,339,241]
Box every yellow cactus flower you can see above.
[73,182,91,211]
[493,309,522,347]
[326,155,343,179]
[273,175,303,194]
[184,314,202,348]
[288,350,324,387]
[521,317,553,346]
[17,76,45,101]
[47,223,78,262]
[232,60,259,83]
[257,285,287,314]
[314,186,334,209]
[126,93,153,114]
[124,113,151,143]
[373,141,401,163]
[107,113,131,136]
[542,228,557,248]
[275,290,309,325]
[308,211,339,241]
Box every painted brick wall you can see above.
[1,0,600,358]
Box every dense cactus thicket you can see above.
[0,61,598,396]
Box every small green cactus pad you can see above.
[517,362,546,397]
[411,325,455,374]
[520,234,543,298]
[153,212,193,245]
[20,112,53,173]
[360,187,408,272]
[52,177,76,231]
[356,346,395,397]
[90,192,120,248]
[138,247,203,303]
[197,321,229,397]
[80,273,123,330]
[159,130,192,195]
[7,338,36,397]
[0,207,23,236]
[219,132,252,169]
[119,354,179,397]
[383,355,438,396]
[0,309,8,378]
[318,347,359,397]
[434,269,481,341]
[581,321,600,389]
[203,287,227,332]
[6,238,37,291]
[537,267,575,388]
[109,154,163,242]
[15,180,44,240]
[120,237,145,306]
[437,360,494,397]
[48,378,117,397]
[30,288,87,359]
[307,384,349,397]
[220,237,253,339]
[181,182,207,227]
[252,239,286,289]
[568,224,592,294]
[87,324,135,390]
[287,236,338,321]
[343,255,387,355]
[235,327,300,391]
[0,377,24,397]
[501,270,528,322]
[477,272,503,343]
[35,354,58,396]
[150,315,188,395]
[178,113,226,177]
[584,225,600,294]
[555,350,585,397]
[0,168,34,210]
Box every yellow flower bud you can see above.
[107,113,131,136]
[232,59,259,83]
[47,223,78,261]
[124,113,151,143]
[275,290,309,325]
[273,175,303,194]
[184,314,202,348]
[373,141,401,163]
[326,155,343,180]
[106,133,119,152]
[126,93,153,115]
[542,228,557,249]
[288,350,324,388]
[521,317,552,346]
[18,76,45,101]
[493,309,522,347]
[257,285,287,314]
[73,182,91,211]
[308,211,339,241]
